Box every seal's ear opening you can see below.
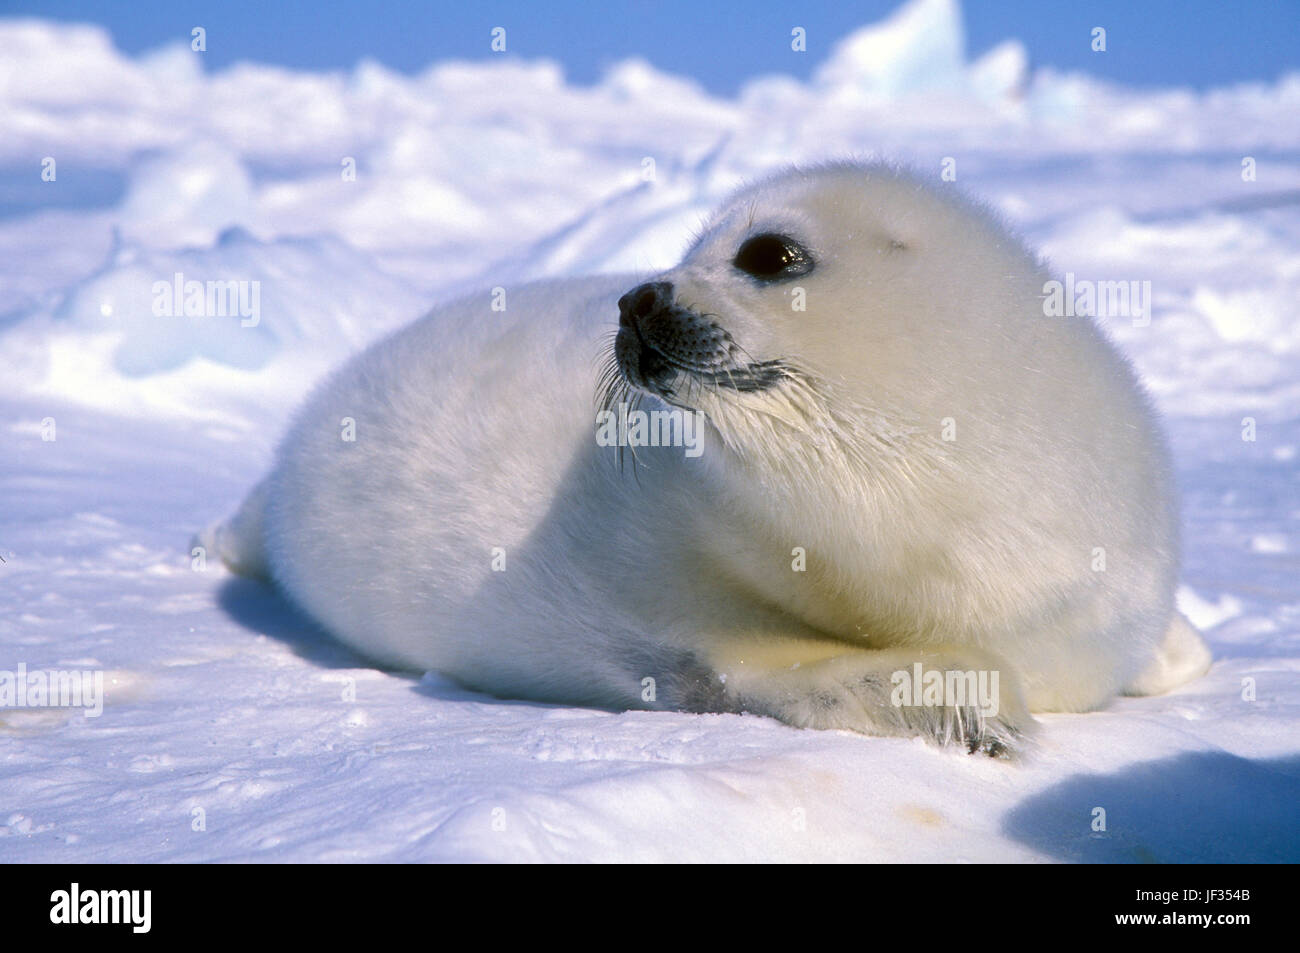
[733,233,814,282]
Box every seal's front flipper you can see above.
[698,639,1035,757]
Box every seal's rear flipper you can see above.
[1123,612,1212,696]
[193,479,272,581]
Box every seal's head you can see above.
[606,161,1044,468]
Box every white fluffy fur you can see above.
[201,162,1211,754]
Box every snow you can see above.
[2,0,1298,861]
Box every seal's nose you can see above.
[618,281,673,329]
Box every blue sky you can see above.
[3,0,1297,93]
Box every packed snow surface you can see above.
[2,0,1298,861]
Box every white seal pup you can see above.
[201,161,1211,755]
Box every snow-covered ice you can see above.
[2,0,1298,861]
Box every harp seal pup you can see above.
[201,161,1210,756]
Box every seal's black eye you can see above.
[733,233,814,281]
